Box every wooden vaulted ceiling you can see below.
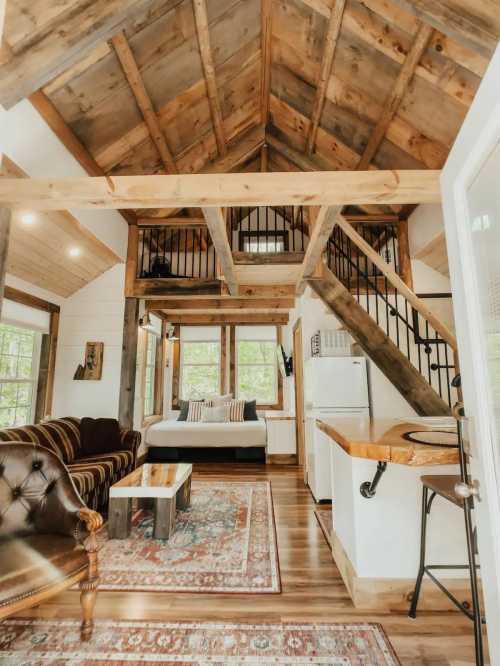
[1,0,499,224]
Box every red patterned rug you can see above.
[0,619,400,664]
[96,480,281,593]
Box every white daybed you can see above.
[146,418,267,450]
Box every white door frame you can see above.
[442,45,500,662]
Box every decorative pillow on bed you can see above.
[187,401,204,422]
[201,404,230,423]
[244,400,259,421]
[228,399,245,422]
[178,399,203,421]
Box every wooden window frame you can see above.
[141,319,166,427]
[230,324,283,411]
[171,324,227,409]
[2,286,60,423]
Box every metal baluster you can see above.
[148,228,152,275]
[444,343,452,407]
[391,226,398,275]
[162,228,166,269]
[384,275,389,336]
[435,330,443,399]
[301,206,305,251]
[425,320,432,387]
[404,299,411,360]
[139,229,144,278]
[198,226,202,278]
[292,206,295,251]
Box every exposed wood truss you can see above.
[146,297,295,311]
[306,0,346,155]
[0,170,441,209]
[192,0,227,156]
[111,31,177,174]
[201,207,238,295]
[356,22,434,170]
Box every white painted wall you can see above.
[408,204,446,259]
[52,264,125,420]
[0,100,127,259]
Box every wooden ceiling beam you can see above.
[147,297,295,310]
[296,205,343,293]
[162,312,289,324]
[111,31,177,175]
[0,170,441,210]
[137,217,206,227]
[192,0,227,156]
[306,0,346,155]
[357,23,434,171]
[261,0,272,127]
[201,207,238,295]
[389,0,497,58]
[29,90,136,226]
[0,0,160,109]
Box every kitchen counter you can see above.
[315,416,468,610]
[316,416,460,466]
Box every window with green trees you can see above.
[180,341,220,399]
[0,323,40,428]
[143,332,157,417]
[236,337,277,404]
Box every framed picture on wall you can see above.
[79,341,104,380]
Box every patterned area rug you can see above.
[97,480,280,593]
[0,619,400,665]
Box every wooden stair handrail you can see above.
[334,215,458,351]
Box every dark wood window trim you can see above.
[3,286,60,423]
[142,320,167,426]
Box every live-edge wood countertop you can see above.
[316,417,459,466]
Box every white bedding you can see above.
[146,418,267,448]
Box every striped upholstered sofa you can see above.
[0,417,141,512]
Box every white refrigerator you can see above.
[304,357,370,502]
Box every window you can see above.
[0,324,40,427]
[239,230,288,253]
[235,326,278,405]
[180,341,220,400]
[143,332,157,418]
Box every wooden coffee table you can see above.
[108,463,192,539]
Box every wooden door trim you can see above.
[292,317,306,480]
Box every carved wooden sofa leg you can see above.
[78,508,101,641]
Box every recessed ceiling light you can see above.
[21,212,36,225]
[68,247,81,258]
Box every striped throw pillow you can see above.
[187,401,203,422]
[228,399,245,422]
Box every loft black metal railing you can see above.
[228,206,308,253]
[327,224,457,408]
[137,225,217,279]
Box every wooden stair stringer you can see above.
[307,268,451,416]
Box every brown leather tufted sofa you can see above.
[0,443,103,640]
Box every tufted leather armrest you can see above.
[0,443,102,542]
[119,428,141,466]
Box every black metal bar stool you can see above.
[408,415,485,665]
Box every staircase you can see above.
[307,220,458,416]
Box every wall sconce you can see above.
[139,312,156,333]
[166,324,179,341]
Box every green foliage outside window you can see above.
[143,333,156,417]
[181,341,220,400]
[0,324,37,428]
[237,340,277,404]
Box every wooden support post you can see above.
[125,224,139,296]
[260,144,268,172]
[118,298,140,430]
[45,310,59,418]
[397,219,413,290]
[0,206,11,318]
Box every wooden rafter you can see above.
[201,207,238,295]
[111,31,177,174]
[390,0,497,58]
[0,0,161,109]
[192,0,227,156]
[0,170,441,209]
[29,90,136,225]
[306,0,346,155]
[357,22,434,171]
[261,0,272,127]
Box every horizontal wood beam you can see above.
[29,90,135,226]
[233,251,305,265]
[137,217,206,227]
[147,297,295,310]
[3,285,60,313]
[162,313,289,325]
[0,0,159,109]
[0,170,441,210]
[237,284,296,297]
[132,278,223,298]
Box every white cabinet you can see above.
[265,417,296,455]
[305,417,332,502]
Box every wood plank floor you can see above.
[16,464,488,664]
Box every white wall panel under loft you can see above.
[236,325,277,341]
[1,299,50,332]
[180,326,221,341]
